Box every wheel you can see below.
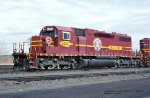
[13,63,18,69]
[44,66,48,70]
[59,65,64,70]
[115,63,120,68]
[69,64,74,70]
[13,63,21,71]
[23,58,30,71]
[108,66,111,68]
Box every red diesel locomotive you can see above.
[140,38,150,66]
[12,26,150,70]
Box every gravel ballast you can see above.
[0,72,150,94]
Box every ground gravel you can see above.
[0,72,150,94]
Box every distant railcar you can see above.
[140,38,150,66]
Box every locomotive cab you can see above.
[40,26,58,46]
[40,27,58,38]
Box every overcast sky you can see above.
[0,0,150,54]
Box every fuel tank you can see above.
[80,59,116,68]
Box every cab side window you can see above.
[62,31,70,40]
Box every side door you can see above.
[77,36,86,55]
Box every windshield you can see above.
[40,31,55,36]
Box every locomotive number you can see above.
[59,41,73,47]
[62,41,69,46]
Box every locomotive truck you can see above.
[12,26,150,70]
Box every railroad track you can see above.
[0,67,150,82]
[0,65,13,68]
